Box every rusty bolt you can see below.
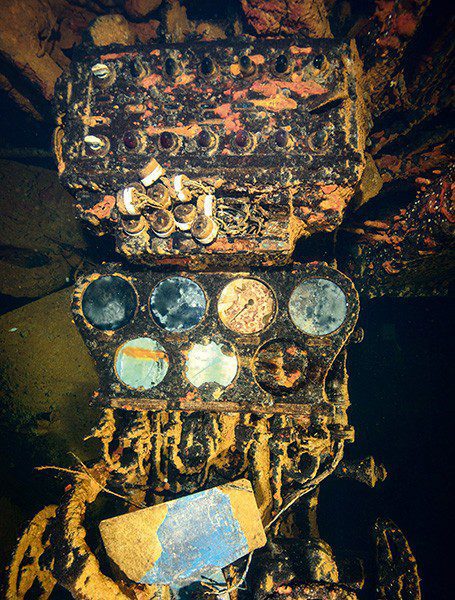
[122,215,147,236]
[139,159,165,187]
[147,183,171,209]
[116,183,145,216]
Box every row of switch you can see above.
[91,53,327,85]
[84,127,329,155]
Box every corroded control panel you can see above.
[55,37,368,269]
[72,262,358,425]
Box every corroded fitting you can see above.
[122,130,145,153]
[174,203,197,231]
[139,159,165,187]
[91,63,115,87]
[199,56,217,78]
[116,183,145,216]
[121,215,147,236]
[173,174,192,202]
[130,56,149,79]
[197,129,217,151]
[177,188,192,203]
[163,56,182,79]
[272,53,292,76]
[148,209,175,237]
[147,183,171,209]
[197,193,214,216]
[239,54,256,76]
[308,129,329,152]
[191,215,219,244]
[173,174,188,190]
[84,135,109,155]
[91,63,110,79]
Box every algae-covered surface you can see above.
[0,288,100,567]
[0,160,89,299]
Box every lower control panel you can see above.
[72,262,359,416]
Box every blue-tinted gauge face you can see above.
[150,276,206,332]
[289,278,347,336]
[115,337,169,389]
[82,275,137,330]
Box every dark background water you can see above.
[321,297,453,599]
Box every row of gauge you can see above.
[80,274,348,337]
[79,274,348,392]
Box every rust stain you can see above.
[141,73,161,88]
[251,78,328,98]
[100,52,132,60]
[121,347,168,361]
[213,103,242,132]
[290,46,313,55]
[146,124,201,137]
[250,54,265,64]
[86,196,115,220]
[252,96,298,111]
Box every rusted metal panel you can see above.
[55,36,368,269]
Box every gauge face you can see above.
[218,278,275,335]
[289,278,347,336]
[81,275,137,330]
[185,341,238,388]
[150,276,206,332]
[115,337,169,389]
[253,339,307,395]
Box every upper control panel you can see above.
[55,36,368,269]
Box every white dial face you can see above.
[185,341,238,388]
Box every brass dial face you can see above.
[218,278,275,334]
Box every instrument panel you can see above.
[72,262,359,421]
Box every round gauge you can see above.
[115,337,169,389]
[289,278,347,336]
[218,278,275,335]
[150,276,206,332]
[253,339,307,395]
[185,341,238,389]
[81,275,137,330]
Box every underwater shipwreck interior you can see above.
[0,0,453,598]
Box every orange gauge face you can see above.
[218,278,275,335]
